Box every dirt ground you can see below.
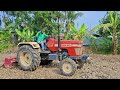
[0,48,120,79]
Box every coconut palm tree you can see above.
[65,11,83,31]
[64,11,83,39]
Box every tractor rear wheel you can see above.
[59,58,77,76]
[17,45,41,71]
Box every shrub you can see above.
[0,41,13,53]
[90,37,112,54]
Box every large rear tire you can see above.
[59,58,77,76]
[17,45,41,71]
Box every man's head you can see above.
[39,30,42,34]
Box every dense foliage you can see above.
[0,11,120,55]
[0,11,83,52]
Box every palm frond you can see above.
[91,23,112,33]
[108,11,114,25]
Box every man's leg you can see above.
[44,43,47,50]
[38,41,44,51]
[41,41,45,51]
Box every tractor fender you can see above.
[17,42,41,52]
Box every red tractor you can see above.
[16,36,90,76]
[16,15,90,76]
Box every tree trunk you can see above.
[112,30,118,55]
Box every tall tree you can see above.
[65,11,83,31]
[63,11,83,39]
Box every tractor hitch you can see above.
[79,54,90,63]
[70,54,90,63]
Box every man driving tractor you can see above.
[36,30,48,51]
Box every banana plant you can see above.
[91,11,120,55]
[15,27,34,42]
[0,22,15,41]
[0,30,12,42]
[69,23,96,40]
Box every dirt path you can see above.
[0,48,120,79]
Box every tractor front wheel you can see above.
[59,58,77,76]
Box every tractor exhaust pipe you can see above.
[58,11,61,61]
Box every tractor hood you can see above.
[46,38,84,53]
[47,38,83,47]
[55,40,83,44]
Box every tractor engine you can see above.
[46,38,83,56]
[46,38,89,63]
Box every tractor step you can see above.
[41,50,51,53]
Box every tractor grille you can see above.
[75,47,83,55]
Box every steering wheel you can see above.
[45,36,50,42]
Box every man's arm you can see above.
[44,34,48,37]
[36,31,40,36]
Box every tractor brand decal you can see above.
[54,44,58,47]
[54,44,82,47]
[54,44,71,47]
[71,44,82,47]
[61,44,72,47]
